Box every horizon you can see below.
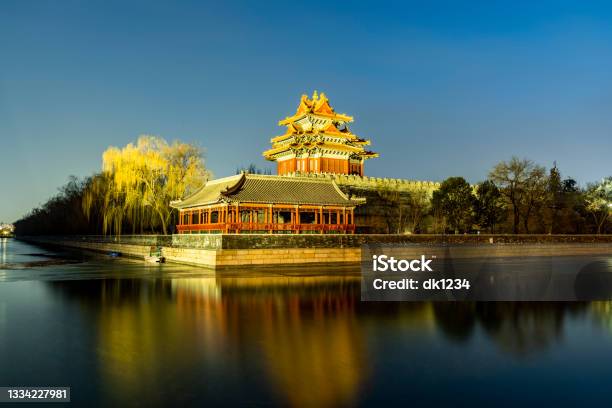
[2,1,612,222]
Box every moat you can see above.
[2,239,612,406]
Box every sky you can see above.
[1,0,612,222]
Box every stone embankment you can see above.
[18,234,612,268]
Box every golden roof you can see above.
[279,91,353,125]
[264,91,378,162]
[262,143,379,158]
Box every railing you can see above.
[177,223,356,233]
[177,223,226,231]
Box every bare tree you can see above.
[489,157,546,234]
[405,186,431,233]
[520,166,548,233]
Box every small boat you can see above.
[108,251,122,258]
[145,246,165,263]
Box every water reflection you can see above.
[591,301,612,331]
[0,239,7,281]
[1,238,7,264]
[44,273,606,406]
[50,276,368,406]
[176,276,367,407]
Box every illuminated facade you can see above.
[171,92,380,234]
[263,91,378,176]
[171,173,363,234]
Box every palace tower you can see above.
[263,91,378,176]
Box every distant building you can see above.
[0,223,15,236]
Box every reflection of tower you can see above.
[263,91,378,176]
[252,277,365,407]
[182,275,369,407]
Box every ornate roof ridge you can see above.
[271,129,361,141]
[204,173,244,185]
[170,174,241,205]
[279,91,354,125]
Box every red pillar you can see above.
[320,206,324,233]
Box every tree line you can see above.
[14,149,611,236]
[15,136,208,236]
[377,157,611,235]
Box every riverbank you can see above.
[16,234,612,268]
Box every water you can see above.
[1,238,612,407]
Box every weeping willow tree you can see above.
[83,135,208,235]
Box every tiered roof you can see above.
[263,91,378,161]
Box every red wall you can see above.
[277,157,363,176]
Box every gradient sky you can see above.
[1,1,612,222]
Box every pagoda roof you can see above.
[262,142,378,158]
[269,123,368,144]
[279,91,353,125]
[170,173,364,209]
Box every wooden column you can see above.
[222,206,226,232]
[235,204,239,233]
[319,206,324,234]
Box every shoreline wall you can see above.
[17,234,612,268]
[172,233,612,249]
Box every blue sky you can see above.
[1,1,612,222]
